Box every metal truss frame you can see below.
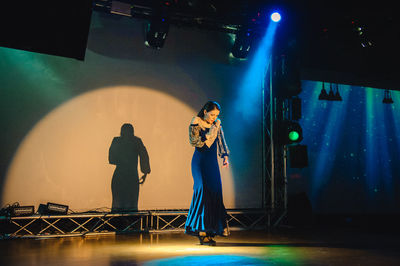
[262,54,288,227]
[1,209,268,238]
[2,212,148,238]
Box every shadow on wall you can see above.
[108,123,151,212]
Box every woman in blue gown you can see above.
[185,101,230,245]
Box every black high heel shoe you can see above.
[206,237,216,246]
[198,236,205,245]
[199,236,216,246]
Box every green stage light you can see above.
[278,120,303,145]
[289,130,300,141]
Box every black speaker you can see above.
[289,144,308,168]
[0,1,93,60]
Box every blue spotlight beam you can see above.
[225,20,278,202]
[365,89,394,201]
[309,86,349,204]
[233,21,278,121]
[365,89,378,197]
[382,103,395,197]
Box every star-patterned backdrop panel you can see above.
[288,80,400,214]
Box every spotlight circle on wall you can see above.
[2,86,235,211]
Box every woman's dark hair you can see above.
[197,101,221,118]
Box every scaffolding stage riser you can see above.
[0,209,269,238]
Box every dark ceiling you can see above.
[1,1,399,89]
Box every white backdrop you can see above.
[0,12,263,211]
[3,86,234,211]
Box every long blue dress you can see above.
[185,117,230,237]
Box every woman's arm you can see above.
[217,126,230,168]
[217,126,230,158]
[189,117,221,148]
[189,117,206,148]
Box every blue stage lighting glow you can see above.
[144,255,269,265]
[365,89,394,201]
[232,21,278,121]
[270,12,281,22]
[225,20,278,186]
[309,84,349,205]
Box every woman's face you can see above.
[203,108,220,124]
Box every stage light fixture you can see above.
[318,82,329,100]
[319,82,342,101]
[144,0,177,49]
[231,29,253,59]
[110,1,132,17]
[11,205,35,216]
[145,16,170,49]
[278,120,303,145]
[0,203,35,217]
[289,130,300,142]
[351,19,374,49]
[333,84,342,101]
[382,89,394,104]
[275,51,302,98]
[328,83,335,99]
[271,12,281,22]
[38,202,69,215]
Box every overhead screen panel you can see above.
[0,2,93,60]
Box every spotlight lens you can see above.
[289,131,299,141]
[271,12,281,22]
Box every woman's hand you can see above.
[214,118,221,127]
[222,156,229,168]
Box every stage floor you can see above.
[1,228,400,265]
